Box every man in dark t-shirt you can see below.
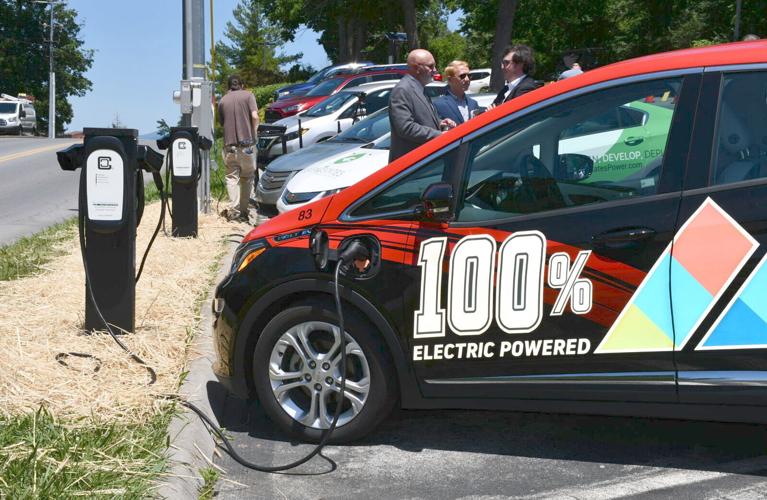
[217,75,259,222]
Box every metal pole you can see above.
[734,0,742,41]
[48,3,55,138]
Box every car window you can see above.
[456,78,682,223]
[329,107,390,143]
[710,71,767,186]
[304,92,359,117]
[353,150,456,218]
[470,72,490,80]
[371,73,403,82]
[306,77,344,96]
[346,77,369,88]
[0,103,18,113]
[363,89,392,113]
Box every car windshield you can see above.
[372,135,391,150]
[306,77,344,96]
[328,107,390,144]
[303,92,360,117]
[306,66,333,84]
[0,103,18,113]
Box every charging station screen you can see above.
[172,138,193,177]
[86,149,124,221]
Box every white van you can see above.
[0,94,37,136]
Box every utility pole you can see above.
[34,0,62,138]
[734,0,742,41]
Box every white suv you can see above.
[0,95,37,136]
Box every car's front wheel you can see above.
[252,299,397,443]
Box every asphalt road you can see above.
[212,389,767,499]
[0,136,80,246]
[0,136,165,247]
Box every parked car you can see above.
[265,70,407,123]
[256,106,393,214]
[258,82,400,167]
[277,134,392,214]
[467,68,491,94]
[274,62,374,101]
[215,41,767,443]
[0,94,36,136]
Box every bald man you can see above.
[388,49,455,162]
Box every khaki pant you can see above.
[223,145,257,217]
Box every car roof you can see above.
[340,69,407,82]
[341,82,399,93]
[469,68,491,73]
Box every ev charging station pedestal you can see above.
[157,126,212,237]
[57,128,163,334]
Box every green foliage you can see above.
[216,0,301,88]
[0,407,171,498]
[251,82,295,110]
[430,32,468,71]
[0,1,93,134]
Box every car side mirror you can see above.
[556,153,593,181]
[420,182,453,221]
[19,110,26,118]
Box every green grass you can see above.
[0,407,173,499]
[0,218,78,281]
[198,467,220,500]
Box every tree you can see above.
[218,0,301,87]
[111,113,124,129]
[0,0,93,134]
[489,0,518,91]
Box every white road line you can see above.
[520,456,767,500]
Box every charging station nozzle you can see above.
[57,144,84,171]
[198,136,212,151]
[338,239,370,265]
[137,145,164,173]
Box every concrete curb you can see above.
[156,240,238,500]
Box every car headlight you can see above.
[284,103,307,113]
[230,239,268,273]
[7,117,17,123]
[284,128,310,142]
[282,189,321,204]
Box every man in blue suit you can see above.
[433,61,483,126]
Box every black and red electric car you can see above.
[213,41,767,442]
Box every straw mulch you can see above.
[0,202,247,423]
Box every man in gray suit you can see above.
[389,49,456,162]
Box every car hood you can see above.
[268,96,325,111]
[284,148,390,194]
[272,114,323,130]
[265,141,365,173]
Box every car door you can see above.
[401,73,700,402]
[673,68,767,405]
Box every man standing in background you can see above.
[434,60,482,125]
[217,75,259,222]
[491,45,540,108]
[389,49,456,162]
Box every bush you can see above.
[250,82,297,111]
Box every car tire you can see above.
[17,126,23,136]
[252,298,397,443]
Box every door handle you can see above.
[592,227,656,250]
[624,136,644,146]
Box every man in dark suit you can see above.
[434,60,483,126]
[490,44,540,108]
[389,49,456,162]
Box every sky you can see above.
[66,0,332,135]
[66,1,460,135]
